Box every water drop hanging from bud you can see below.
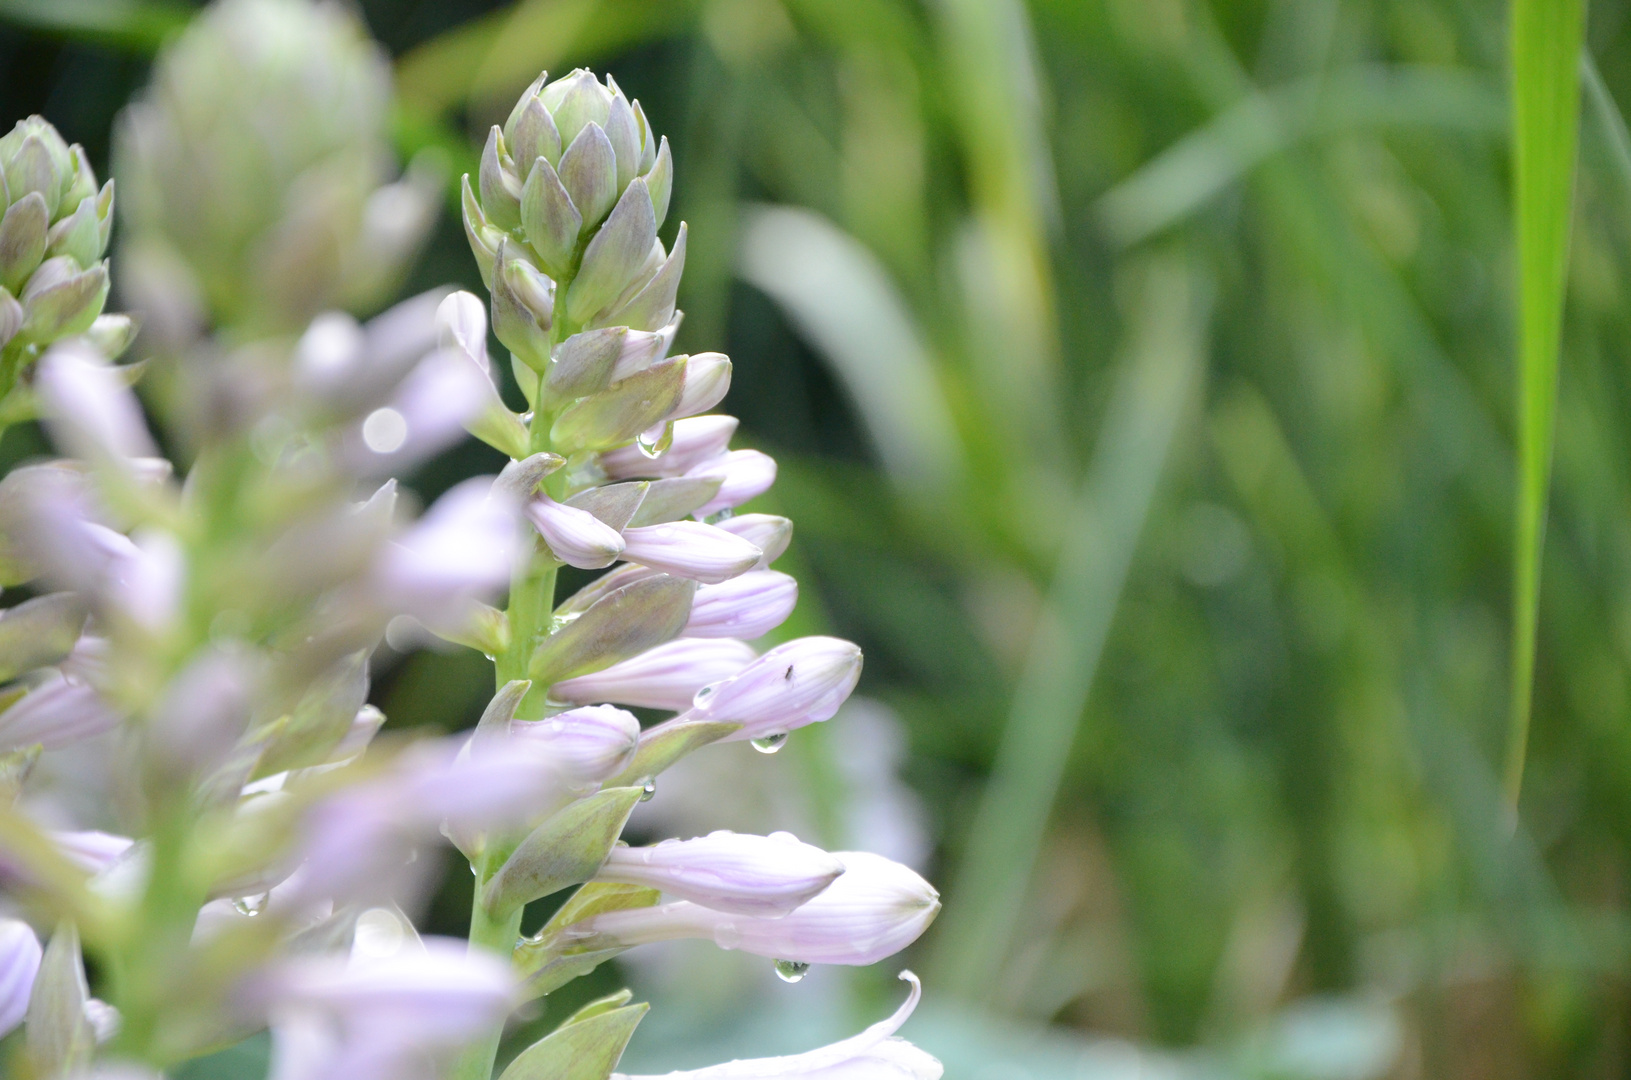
[773,959,810,983]
[751,732,789,754]
[639,777,657,801]
[232,892,270,917]
[636,421,673,459]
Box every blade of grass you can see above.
[1582,54,1631,206]
[1505,0,1587,815]
[0,0,190,50]
[930,255,1211,1002]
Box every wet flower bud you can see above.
[620,520,763,584]
[601,415,738,480]
[579,851,938,966]
[683,636,862,742]
[684,570,797,639]
[597,831,843,917]
[550,638,757,712]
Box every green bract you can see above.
[114,0,436,336]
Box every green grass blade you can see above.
[930,255,1211,1002]
[1505,0,1587,814]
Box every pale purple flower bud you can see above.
[294,738,564,903]
[713,514,792,568]
[148,646,256,776]
[666,352,731,420]
[549,638,756,711]
[0,672,118,750]
[0,918,41,1039]
[685,571,797,639]
[608,311,682,382]
[435,291,492,379]
[108,528,185,631]
[48,830,134,875]
[251,937,514,1080]
[682,636,861,742]
[620,520,762,584]
[342,348,490,476]
[582,851,938,966]
[598,831,843,917]
[614,972,940,1080]
[506,704,641,789]
[601,415,737,480]
[374,477,519,625]
[37,343,157,463]
[526,494,625,569]
[688,449,777,517]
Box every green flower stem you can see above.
[455,313,573,1080]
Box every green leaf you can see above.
[548,356,686,453]
[25,921,93,1076]
[1504,0,1587,813]
[497,1002,649,1080]
[606,719,740,788]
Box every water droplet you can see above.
[639,778,656,802]
[693,682,719,706]
[751,732,789,754]
[774,959,810,983]
[520,411,535,426]
[483,653,496,662]
[636,422,673,458]
[232,892,270,917]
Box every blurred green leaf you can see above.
[1505,0,1585,812]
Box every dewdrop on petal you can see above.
[682,636,862,742]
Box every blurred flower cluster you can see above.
[0,2,942,1079]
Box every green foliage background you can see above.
[4,0,1630,1076]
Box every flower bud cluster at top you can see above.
[0,8,943,1079]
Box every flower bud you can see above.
[597,831,843,917]
[579,851,937,966]
[341,347,492,476]
[601,415,738,480]
[507,704,641,790]
[0,672,119,751]
[550,638,756,711]
[713,514,793,567]
[115,0,417,332]
[684,636,862,742]
[620,520,762,584]
[685,571,797,639]
[612,972,942,1080]
[37,342,157,464]
[527,494,626,570]
[689,449,778,517]
[247,937,514,1080]
[595,222,685,332]
[492,242,555,372]
[666,352,732,420]
[0,918,41,1039]
[48,830,135,875]
[608,311,681,383]
[374,477,519,627]
[437,291,528,459]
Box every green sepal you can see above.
[528,573,695,687]
[546,326,625,403]
[606,720,741,788]
[25,921,94,1077]
[0,592,88,683]
[626,476,723,526]
[496,1001,649,1080]
[481,785,644,916]
[549,356,686,454]
[565,481,649,532]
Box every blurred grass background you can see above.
[7,0,1631,1076]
